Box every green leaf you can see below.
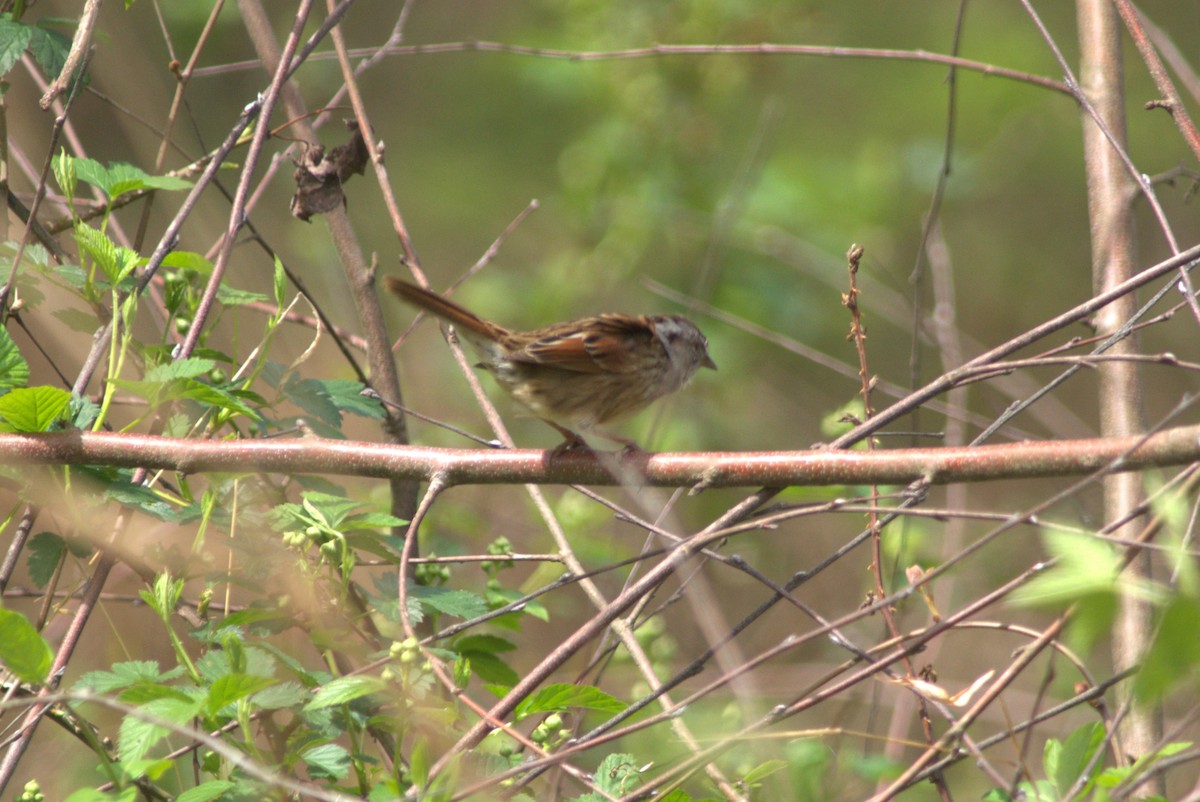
[161,250,214,276]
[304,675,388,711]
[26,532,65,587]
[0,16,33,77]
[177,379,260,420]
[1135,597,1200,702]
[118,696,203,766]
[206,673,278,715]
[144,358,216,382]
[148,572,183,620]
[118,683,199,706]
[454,634,517,655]
[591,753,641,796]
[653,792,697,802]
[74,661,165,693]
[174,780,236,802]
[106,481,190,523]
[412,585,488,620]
[216,284,268,307]
[284,378,346,429]
[514,683,627,720]
[106,162,191,198]
[742,759,788,786]
[1046,722,1104,798]
[0,324,29,392]
[0,608,53,682]
[320,379,385,420]
[251,681,308,710]
[75,222,139,284]
[25,24,70,86]
[453,655,472,688]
[1011,532,1120,606]
[64,790,138,802]
[461,651,518,687]
[299,491,363,527]
[0,323,29,392]
[273,255,286,309]
[285,378,384,429]
[1009,531,1124,649]
[302,743,352,780]
[72,158,111,195]
[0,385,71,431]
[342,511,409,531]
[52,151,78,205]
[72,159,191,201]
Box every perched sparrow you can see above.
[387,278,716,449]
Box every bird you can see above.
[387,277,715,450]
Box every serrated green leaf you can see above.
[102,162,150,199]
[70,394,100,429]
[206,673,278,715]
[72,158,111,196]
[101,162,191,199]
[320,379,386,420]
[26,532,65,588]
[26,25,70,87]
[106,482,187,523]
[144,358,216,382]
[462,651,518,687]
[75,222,139,284]
[298,491,363,527]
[303,743,351,780]
[0,385,71,431]
[117,683,200,706]
[514,683,627,720]
[0,324,29,391]
[285,378,344,429]
[592,753,641,796]
[174,780,236,802]
[251,681,308,710]
[304,675,387,710]
[0,18,33,77]
[341,511,409,531]
[74,661,165,693]
[413,585,488,620]
[0,607,53,683]
[178,379,260,420]
[118,696,203,765]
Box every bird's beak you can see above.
[702,354,717,370]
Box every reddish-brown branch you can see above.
[2,424,1200,488]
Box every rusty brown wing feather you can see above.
[511,314,654,374]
